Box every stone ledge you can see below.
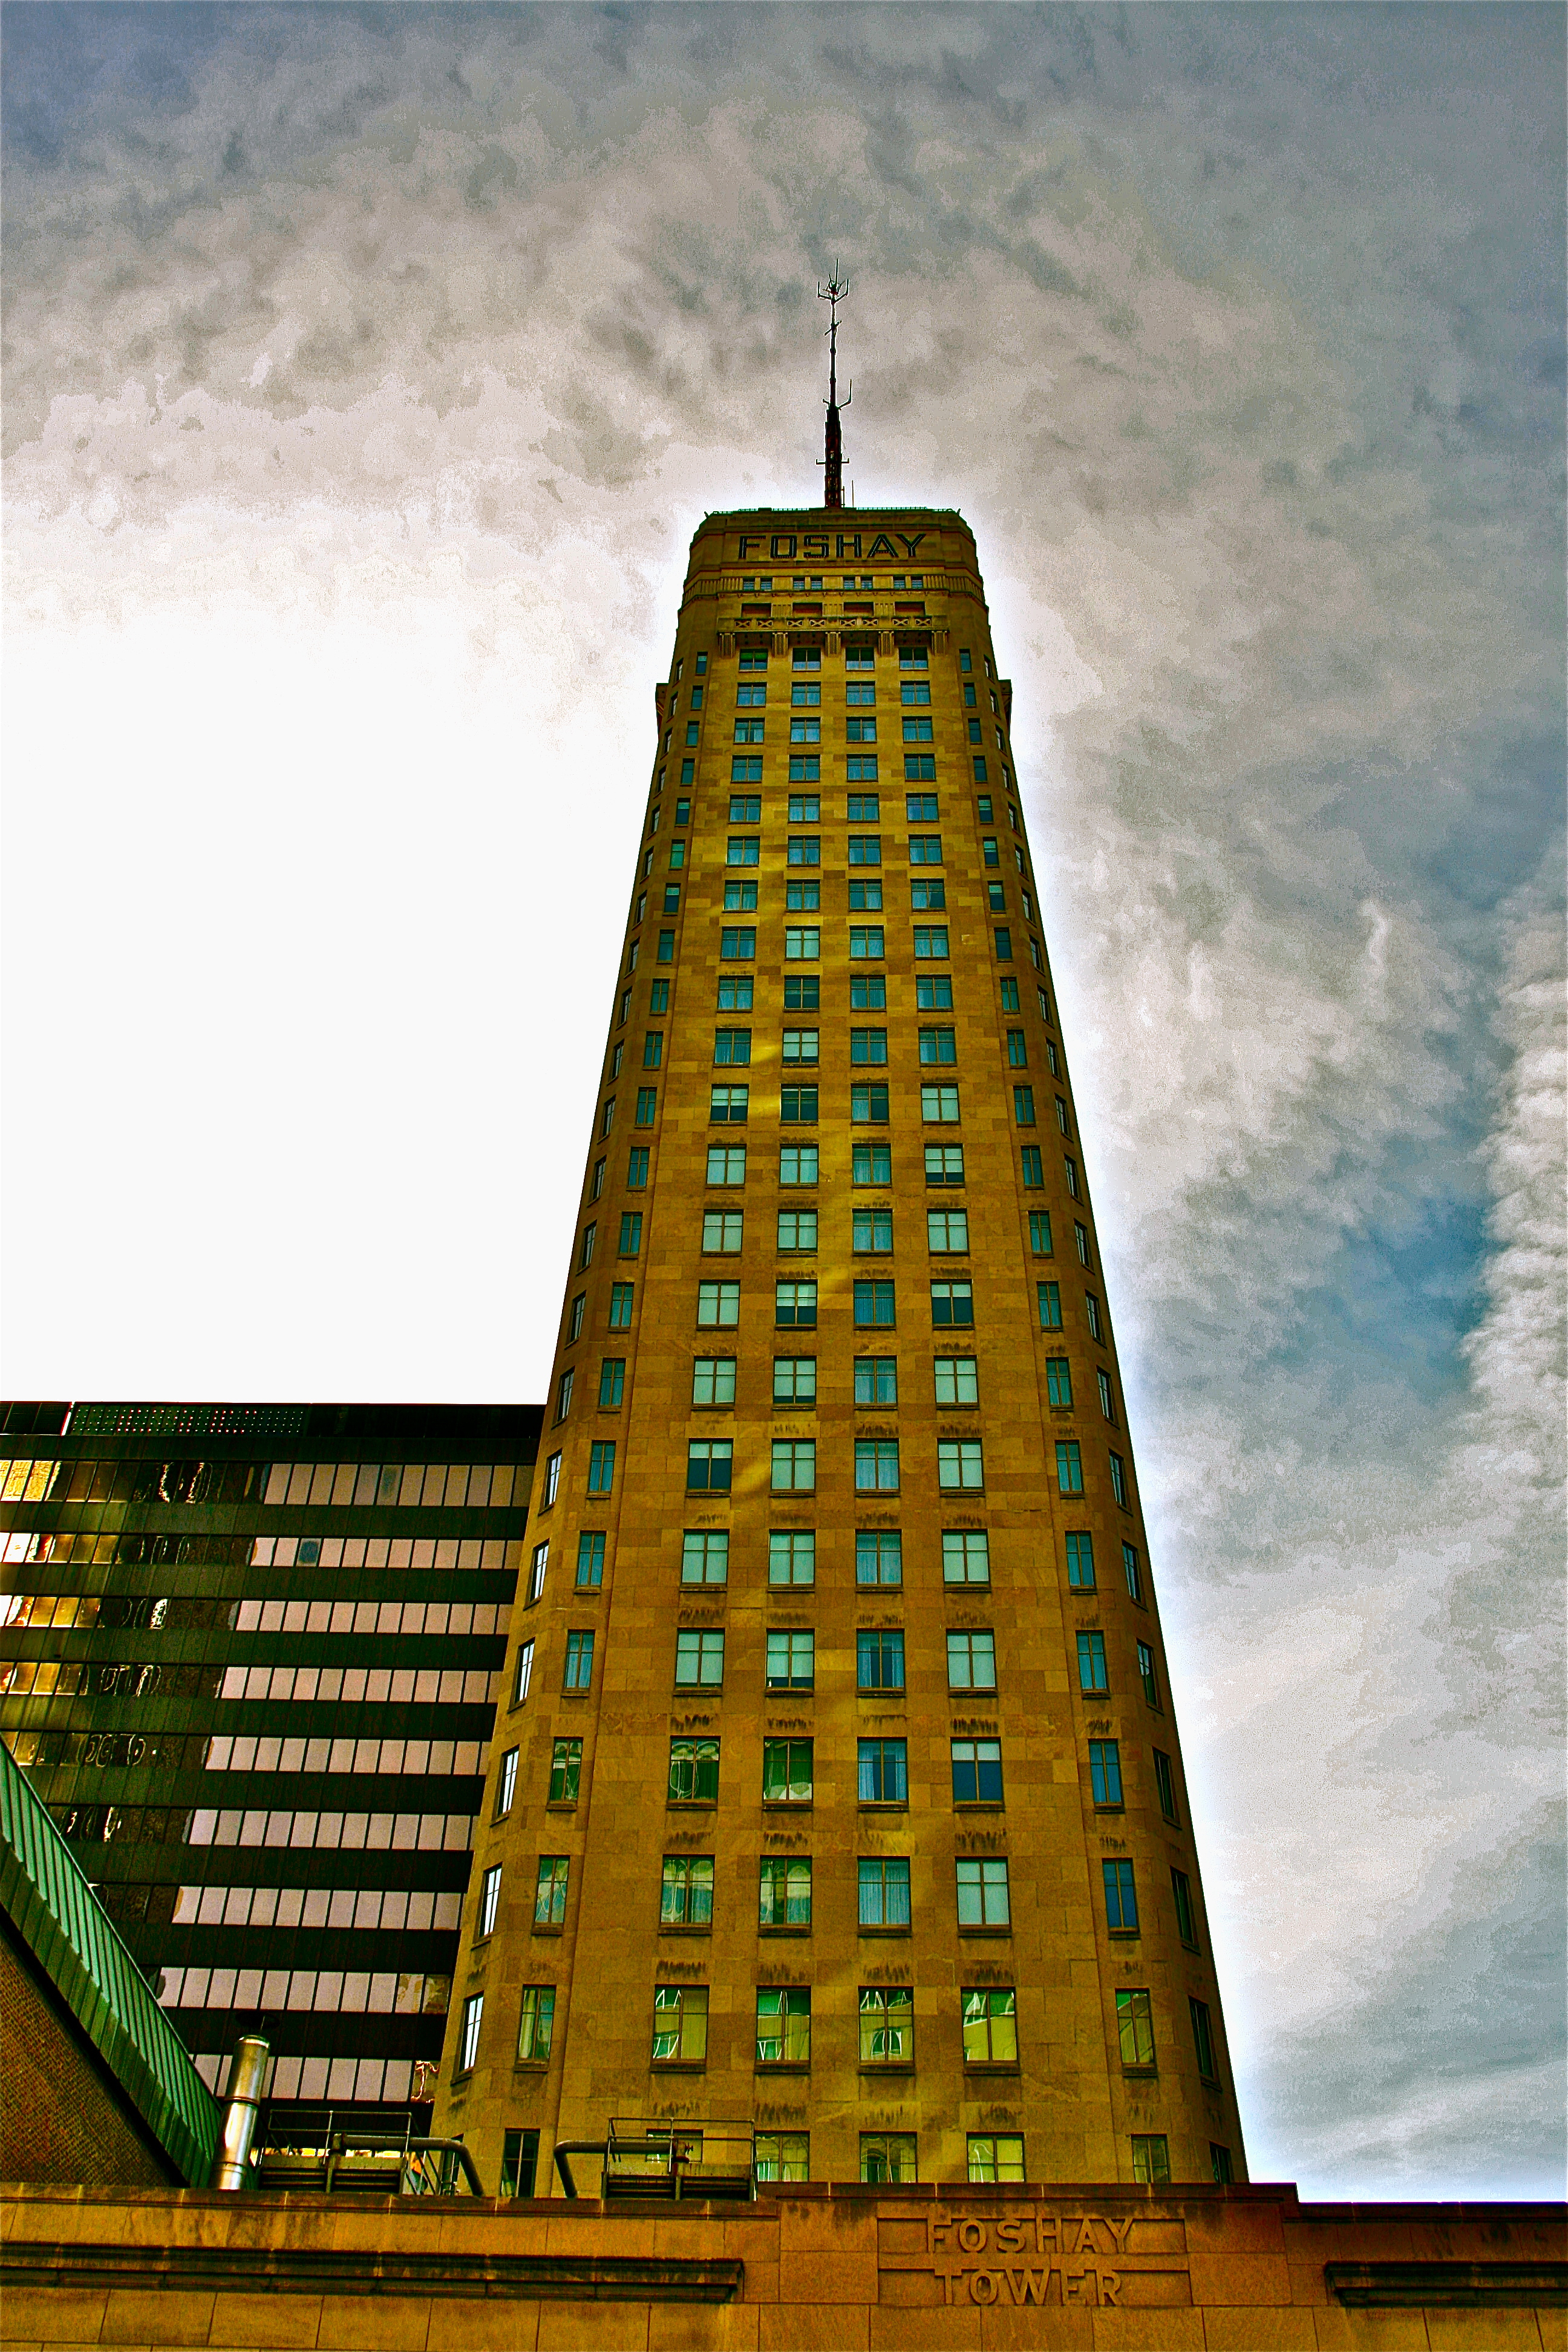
[1326,2260,1568,2307]
[0,2240,745,2304]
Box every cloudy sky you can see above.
[3,3,1563,2200]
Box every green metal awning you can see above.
[0,1737,220,2186]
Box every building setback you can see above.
[0,1399,539,2125]
[435,510,1248,2194]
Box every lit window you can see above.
[681,1529,729,1586]
[1118,1988,1156,2068]
[1131,2135,1169,2184]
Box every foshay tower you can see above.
[437,307,1246,2195]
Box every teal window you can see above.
[1089,1740,1122,1806]
[1065,1532,1094,1589]
[668,1737,719,1803]
[563,1631,594,1690]
[576,1532,606,1588]
[856,1530,903,1586]
[535,1860,569,1926]
[618,1212,642,1256]
[855,1439,900,1493]
[609,1283,635,1328]
[849,924,884,958]
[1103,1860,1138,1933]
[1037,1281,1062,1328]
[1045,1357,1072,1408]
[635,1088,657,1125]
[780,1085,818,1122]
[852,1083,889,1121]
[941,1529,989,1585]
[682,1529,730,1585]
[598,1359,625,1409]
[858,1739,906,1803]
[853,1279,895,1327]
[1076,1631,1107,1693]
[587,1442,615,1494]
[1154,1749,1180,1823]
[854,1143,893,1183]
[1056,1439,1083,1493]
[854,1356,897,1405]
[858,1856,911,1927]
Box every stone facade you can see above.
[2,2180,1564,2348]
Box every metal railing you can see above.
[253,2107,483,2196]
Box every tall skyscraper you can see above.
[436,496,1247,2197]
[0,1399,539,2129]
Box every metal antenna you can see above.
[818,269,851,510]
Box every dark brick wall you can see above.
[0,1918,175,2187]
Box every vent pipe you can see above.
[209,2034,269,2190]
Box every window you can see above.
[642,1030,665,1072]
[973,756,989,782]
[942,1529,990,1585]
[937,1438,984,1489]
[785,926,820,961]
[910,878,946,910]
[1117,1988,1155,2069]
[773,1356,817,1405]
[668,1737,719,1803]
[727,826,760,857]
[618,1212,643,1257]
[573,1533,606,1590]
[569,1292,586,1341]
[681,1529,730,1586]
[848,924,884,960]
[1077,1631,1108,1693]
[1089,1740,1123,1806]
[967,2135,1025,2184]
[661,1855,714,1926]
[780,1085,818,1123]
[956,1856,1010,1925]
[697,1281,740,1327]
[1065,1156,1081,1199]
[652,1984,708,2063]
[691,1356,736,1408]
[1045,1357,1073,1408]
[587,1442,615,1495]
[1172,1868,1200,1950]
[563,1630,595,1690]
[663,885,681,914]
[786,878,820,910]
[756,1987,811,2065]
[858,1739,906,1803]
[766,1630,815,1690]
[675,1629,725,1688]
[1110,1451,1130,1509]
[1191,1998,1219,2082]
[1013,1085,1036,1125]
[514,1639,535,1704]
[635,1089,657,1126]
[1152,1749,1180,1824]
[850,1028,888,1065]
[686,1439,733,1494]
[853,1355,898,1406]
[847,791,880,820]
[905,755,936,783]
[1103,1858,1138,1933]
[853,1279,895,1327]
[982,835,1001,867]
[1137,1639,1160,1708]
[709,1084,748,1123]
[952,1739,1004,1804]
[1065,1531,1095,1590]
[852,1207,893,1253]
[927,1210,969,1256]
[848,878,883,910]
[856,1530,903,1586]
[723,880,757,911]
[788,792,820,821]
[782,1028,820,1067]
[917,1025,956,1065]
[847,834,881,865]
[756,2134,810,2182]
[1037,1280,1062,1330]
[701,1209,743,1253]
[720,926,756,961]
[497,1748,519,1818]
[904,791,938,821]
[850,1144,892,1188]
[1132,2135,1170,2186]
[738,648,768,671]
[768,1529,815,1586]
[1086,1292,1105,1341]
[771,1439,816,1493]
[776,1279,817,1328]
[578,1223,596,1271]
[859,1985,913,2063]
[554,1368,575,1425]
[758,1856,812,1927]
[714,1028,751,1066]
[851,1082,889,1121]
[858,1857,911,1929]
[1211,2144,1234,2186]
[457,1992,483,2073]
[921,1083,959,1122]
[736,682,766,709]
[1074,1220,1092,1266]
[788,837,821,869]
[762,1739,813,1802]
[946,1630,996,1692]
[477,1864,502,1937]
[1056,1439,1083,1494]
[962,1989,1018,2066]
[515,1990,555,2068]
[535,1858,569,1927]
[994,926,1013,961]
[627,1148,650,1192]
[924,1144,964,1188]
[780,1143,818,1186]
[707,1144,746,1186]
[857,1628,905,1691]
[849,974,886,1011]
[860,2134,917,2184]
[548,1739,581,1806]
[591,1158,607,1203]
[1123,1542,1144,1602]
[788,756,820,782]
[930,1279,973,1327]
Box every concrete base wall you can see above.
[1,2178,1563,2350]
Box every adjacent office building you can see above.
[434,508,1248,2193]
[0,1400,540,2126]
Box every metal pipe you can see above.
[209,2034,270,2190]
[552,2140,607,2198]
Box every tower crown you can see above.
[818,270,850,510]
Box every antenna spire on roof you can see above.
[817,269,851,511]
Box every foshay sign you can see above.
[877,2203,1192,2310]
